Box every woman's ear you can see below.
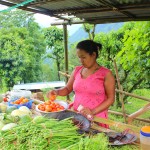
[92,52,97,58]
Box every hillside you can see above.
[69,22,123,44]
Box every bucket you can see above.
[140,126,150,150]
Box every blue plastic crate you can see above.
[8,98,33,109]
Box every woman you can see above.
[47,40,115,128]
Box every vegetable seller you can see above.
[47,40,115,128]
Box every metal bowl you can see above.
[35,100,68,119]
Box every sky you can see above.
[0,5,81,36]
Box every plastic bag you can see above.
[9,90,31,100]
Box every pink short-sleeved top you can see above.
[73,66,110,128]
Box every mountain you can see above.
[69,22,123,44]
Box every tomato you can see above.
[51,108,57,112]
[50,94,56,101]
[22,98,28,103]
[60,106,64,110]
[56,108,61,111]
[3,97,8,102]
[45,101,51,105]
[49,103,54,109]
[38,104,42,109]
[14,99,21,104]
[19,97,24,101]
[45,105,52,112]
[39,105,45,111]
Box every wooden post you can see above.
[113,59,127,123]
[108,110,150,123]
[115,89,150,102]
[127,103,150,124]
[63,24,70,100]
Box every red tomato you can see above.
[39,105,45,111]
[22,98,28,103]
[60,106,64,110]
[45,105,52,112]
[51,108,57,112]
[3,97,8,102]
[14,99,21,104]
[50,94,56,101]
[45,101,51,105]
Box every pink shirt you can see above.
[73,66,110,128]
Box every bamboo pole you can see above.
[115,89,150,102]
[93,116,140,138]
[108,110,150,123]
[127,103,150,124]
[59,71,70,78]
[59,71,150,124]
[63,24,70,101]
[113,59,127,123]
[59,71,150,102]
[63,25,69,83]
[91,122,116,133]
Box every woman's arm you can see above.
[92,71,115,115]
[47,70,75,98]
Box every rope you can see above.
[0,0,35,13]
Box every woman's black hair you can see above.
[76,40,102,59]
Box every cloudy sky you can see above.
[0,4,81,36]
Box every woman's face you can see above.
[76,49,96,68]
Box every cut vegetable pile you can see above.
[0,115,110,150]
[0,100,139,150]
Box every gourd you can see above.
[11,109,29,117]
[0,103,7,113]
[1,123,17,131]
[19,106,32,116]
[0,121,5,130]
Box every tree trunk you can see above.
[91,24,96,40]
[56,58,60,81]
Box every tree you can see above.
[43,26,64,80]
[68,42,80,72]
[117,21,150,93]
[82,23,96,40]
[94,22,150,106]
[0,10,46,90]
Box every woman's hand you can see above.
[79,106,93,120]
[47,90,57,101]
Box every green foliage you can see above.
[68,42,80,72]
[43,26,64,80]
[82,23,96,40]
[94,22,150,105]
[95,30,123,69]
[117,21,150,92]
[0,10,46,90]
[41,64,57,81]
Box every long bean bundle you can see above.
[0,116,82,150]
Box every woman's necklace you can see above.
[92,64,100,74]
[81,64,100,78]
